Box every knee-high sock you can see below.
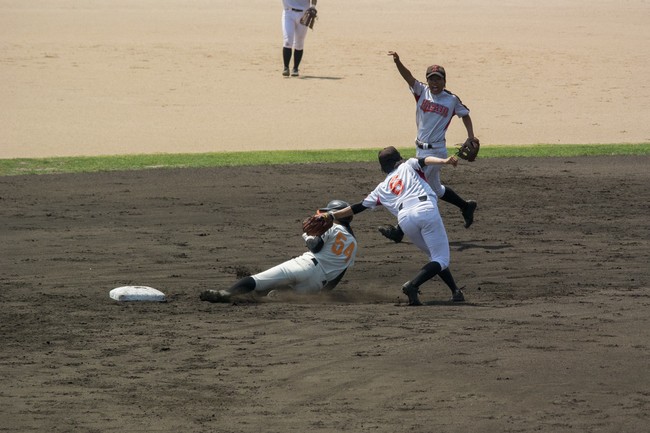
[438,268,460,293]
[440,186,467,210]
[410,261,442,288]
[228,276,256,295]
[283,47,292,68]
[293,49,303,68]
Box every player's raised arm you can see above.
[387,51,416,87]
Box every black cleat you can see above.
[378,225,404,243]
[451,288,465,302]
[462,200,477,228]
[402,281,422,306]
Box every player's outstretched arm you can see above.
[387,51,416,87]
[420,156,458,167]
[324,202,367,222]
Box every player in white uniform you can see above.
[321,147,465,306]
[281,0,317,77]
[379,51,478,243]
[200,200,356,303]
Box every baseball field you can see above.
[2,1,649,432]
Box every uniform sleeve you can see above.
[406,158,421,170]
[410,80,425,98]
[362,187,382,209]
[454,95,470,117]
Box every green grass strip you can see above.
[1,143,648,177]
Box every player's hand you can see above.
[447,156,459,167]
[387,51,400,61]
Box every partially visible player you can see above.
[200,199,356,303]
[318,147,465,306]
[281,0,318,77]
[380,51,478,243]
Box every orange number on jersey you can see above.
[389,175,403,195]
[331,232,355,262]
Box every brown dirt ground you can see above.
[1,155,649,433]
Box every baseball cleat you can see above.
[402,281,422,306]
[451,288,465,302]
[291,68,299,77]
[199,289,231,303]
[282,67,290,77]
[462,200,477,228]
[378,225,404,243]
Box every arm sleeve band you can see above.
[350,202,368,214]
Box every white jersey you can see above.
[282,0,311,10]
[363,158,451,267]
[411,80,470,148]
[305,223,356,281]
[252,222,356,294]
[362,158,434,217]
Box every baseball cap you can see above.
[425,64,446,80]
[378,146,403,173]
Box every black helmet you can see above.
[319,199,353,223]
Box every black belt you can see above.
[398,195,428,211]
[292,8,304,12]
[415,139,440,150]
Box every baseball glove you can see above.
[302,213,332,236]
[299,7,318,29]
[456,137,480,162]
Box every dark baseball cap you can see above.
[378,146,403,173]
[426,64,446,79]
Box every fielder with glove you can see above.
[379,51,480,244]
[200,199,356,303]
[312,147,466,306]
[281,0,318,77]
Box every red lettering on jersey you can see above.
[389,175,403,195]
[420,100,449,116]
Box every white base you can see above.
[109,286,166,302]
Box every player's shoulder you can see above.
[442,89,459,98]
[403,157,420,169]
[337,223,356,237]
[443,89,466,103]
[411,79,426,93]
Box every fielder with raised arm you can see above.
[379,51,479,243]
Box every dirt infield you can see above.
[1,156,649,432]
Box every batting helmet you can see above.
[319,199,353,223]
